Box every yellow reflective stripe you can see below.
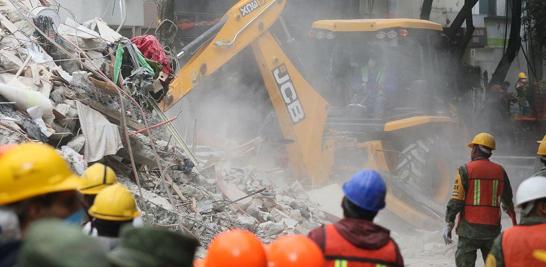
[492,180,499,206]
[451,172,465,200]
[376,265,387,267]
[342,261,348,267]
[473,180,481,205]
[334,260,348,267]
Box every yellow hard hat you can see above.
[88,183,140,221]
[538,142,546,156]
[518,72,527,79]
[468,132,496,150]
[79,163,117,195]
[537,135,546,144]
[0,143,83,205]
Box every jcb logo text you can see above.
[273,64,305,124]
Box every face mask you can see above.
[64,209,86,225]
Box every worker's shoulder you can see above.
[489,160,508,172]
[307,224,326,248]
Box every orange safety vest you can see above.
[462,159,505,225]
[323,224,398,267]
[502,223,546,267]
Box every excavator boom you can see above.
[161,0,287,110]
[162,0,334,184]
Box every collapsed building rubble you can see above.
[0,0,328,247]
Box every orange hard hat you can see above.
[0,144,17,158]
[193,258,205,267]
[267,235,325,267]
[205,229,267,267]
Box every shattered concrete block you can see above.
[66,134,85,153]
[236,215,258,229]
[60,146,86,175]
[257,221,285,237]
[54,103,71,117]
[280,218,298,229]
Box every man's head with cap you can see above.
[0,143,83,233]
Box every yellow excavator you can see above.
[160,0,461,227]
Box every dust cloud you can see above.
[164,1,533,266]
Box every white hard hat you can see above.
[516,176,546,206]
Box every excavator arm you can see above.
[161,0,287,110]
[162,0,334,184]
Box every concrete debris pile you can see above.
[128,157,328,246]
[0,0,328,246]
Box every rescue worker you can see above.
[108,226,199,267]
[308,169,405,267]
[361,55,386,117]
[79,163,118,214]
[0,143,83,267]
[534,140,546,176]
[515,72,530,115]
[267,235,324,267]
[87,184,140,250]
[204,229,267,267]
[485,176,546,267]
[443,133,515,267]
[17,219,111,267]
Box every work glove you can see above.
[442,222,454,245]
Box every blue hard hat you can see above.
[342,169,387,212]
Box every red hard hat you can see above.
[267,235,325,267]
[205,229,267,267]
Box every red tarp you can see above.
[131,35,172,75]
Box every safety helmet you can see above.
[342,169,387,212]
[538,142,546,156]
[519,72,528,79]
[0,144,17,158]
[0,143,82,205]
[515,176,546,206]
[267,235,324,267]
[468,132,496,150]
[205,229,267,267]
[537,135,546,144]
[79,163,117,195]
[88,184,140,221]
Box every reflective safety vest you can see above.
[462,159,505,225]
[323,224,398,267]
[502,223,546,267]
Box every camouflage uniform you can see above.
[107,226,199,267]
[485,216,546,267]
[445,161,514,267]
[17,219,111,267]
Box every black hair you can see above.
[92,219,133,238]
[341,197,377,221]
[9,192,60,225]
[472,145,492,159]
